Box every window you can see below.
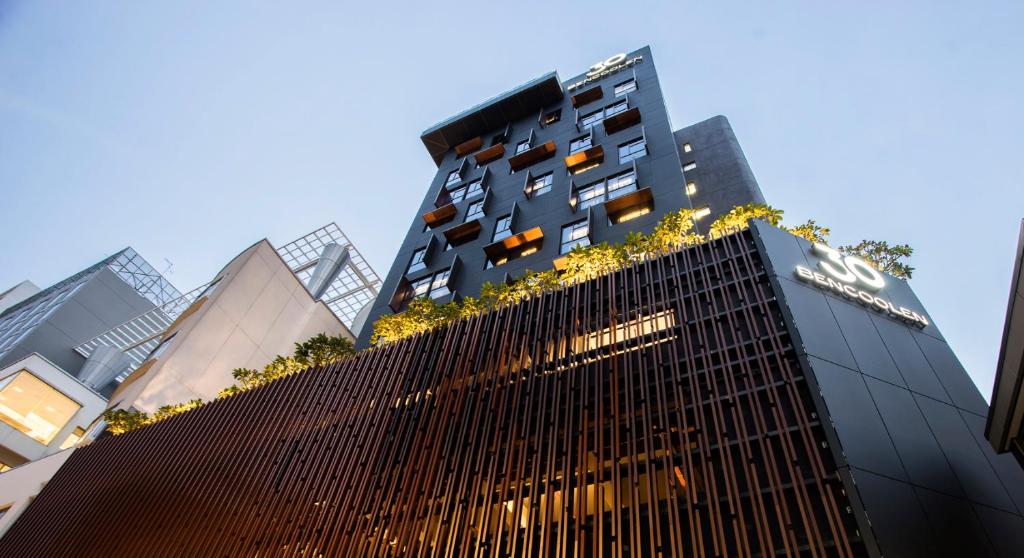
[683,161,697,171]
[0,370,82,445]
[465,179,484,199]
[531,173,553,197]
[610,205,650,225]
[683,142,693,153]
[570,160,601,175]
[694,206,711,220]
[429,269,452,299]
[448,185,467,204]
[604,101,628,117]
[605,169,638,199]
[466,200,485,221]
[493,214,512,242]
[445,169,461,186]
[577,181,606,210]
[569,135,593,155]
[407,276,431,301]
[614,79,637,96]
[59,426,86,450]
[560,220,590,254]
[686,182,697,196]
[544,109,561,124]
[407,247,427,274]
[618,138,647,164]
[579,109,603,129]
[515,140,531,154]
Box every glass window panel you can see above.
[465,180,484,199]
[531,173,553,197]
[0,371,81,445]
[618,138,647,164]
[466,201,485,221]
[560,221,591,254]
[515,140,531,154]
[493,215,512,242]
[605,101,628,117]
[407,248,427,274]
[614,79,637,96]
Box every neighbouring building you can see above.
[357,46,763,347]
[2,48,1022,557]
[987,220,1024,465]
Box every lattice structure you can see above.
[0,232,865,557]
[276,223,382,328]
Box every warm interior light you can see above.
[686,182,697,196]
[694,207,711,220]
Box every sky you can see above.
[1,1,1022,397]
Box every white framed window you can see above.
[618,138,647,164]
[445,169,461,186]
[606,169,638,199]
[0,370,82,445]
[531,173,553,197]
[569,135,593,155]
[560,220,590,254]
[614,79,637,96]
[579,110,603,129]
[493,214,513,241]
[407,248,427,274]
[515,140,531,154]
[604,101,628,117]
[429,269,452,299]
[466,200,485,221]
[465,179,484,199]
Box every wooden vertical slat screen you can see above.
[0,231,865,557]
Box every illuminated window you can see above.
[579,109,603,129]
[466,200,485,221]
[618,138,647,164]
[429,269,451,299]
[570,160,601,175]
[560,220,590,254]
[614,79,637,96]
[445,169,461,186]
[694,206,711,220]
[610,205,650,225]
[407,247,427,274]
[0,370,81,445]
[59,426,86,450]
[683,143,693,153]
[569,135,592,155]
[493,214,513,242]
[465,179,484,199]
[686,182,697,196]
[604,100,628,117]
[577,181,606,210]
[544,109,561,124]
[515,140,531,154]
[683,161,697,171]
[531,173,553,197]
[606,169,638,199]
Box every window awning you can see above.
[483,226,544,262]
[604,186,654,221]
[454,136,482,157]
[508,140,557,172]
[474,143,505,166]
[422,204,457,229]
[564,146,604,173]
[571,85,603,108]
[443,219,482,246]
[602,106,642,135]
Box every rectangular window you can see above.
[568,135,593,155]
[577,181,606,210]
[579,109,603,129]
[544,109,561,124]
[0,370,82,445]
[515,140,531,154]
[614,79,637,96]
[407,276,431,301]
[465,179,484,199]
[493,214,512,242]
[686,182,697,196]
[448,185,467,204]
[407,247,427,274]
[445,169,461,186]
[694,206,711,220]
[683,143,693,153]
[610,205,650,225]
[429,269,451,299]
[466,200,485,221]
[531,173,553,197]
[570,161,601,175]
[618,138,647,164]
[560,220,590,254]
[683,161,697,171]
[604,101,628,117]
[606,170,638,200]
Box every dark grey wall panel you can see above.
[972,502,1024,558]
[914,487,997,557]
[775,277,858,370]
[827,296,906,387]
[853,469,937,558]
[915,332,990,416]
[872,316,951,403]
[960,410,1024,513]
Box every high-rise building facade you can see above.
[2,47,1023,557]
[358,47,763,347]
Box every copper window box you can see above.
[552,256,569,271]
[508,141,557,172]
[474,143,505,166]
[564,146,604,173]
[602,106,641,135]
[443,219,482,246]
[483,226,544,262]
[604,186,654,220]
[571,85,603,108]
[422,203,457,229]
[454,136,482,157]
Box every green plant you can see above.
[784,219,831,244]
[838,240,915,279]
[708,203,783,239]
[102,408,151,436]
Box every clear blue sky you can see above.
[1,1,1022,397]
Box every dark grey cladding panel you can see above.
[914,487,998,558]
[809,356,906,480]
[960,410,1024,514]
[826,296,906,387]
[852,468,938,558]
[914,332,990,416]
[972,502,1024,558]
[876,274,943,339]
[773,276,858,370]
[915,394,1017,513]
[750,219,809,279]
[864,377,963,497]
[871,315,952,404]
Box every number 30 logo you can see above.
[586,53,627,77]
[812,244,885,291]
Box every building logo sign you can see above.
[794,244,929,328]
[567,53,644,92]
